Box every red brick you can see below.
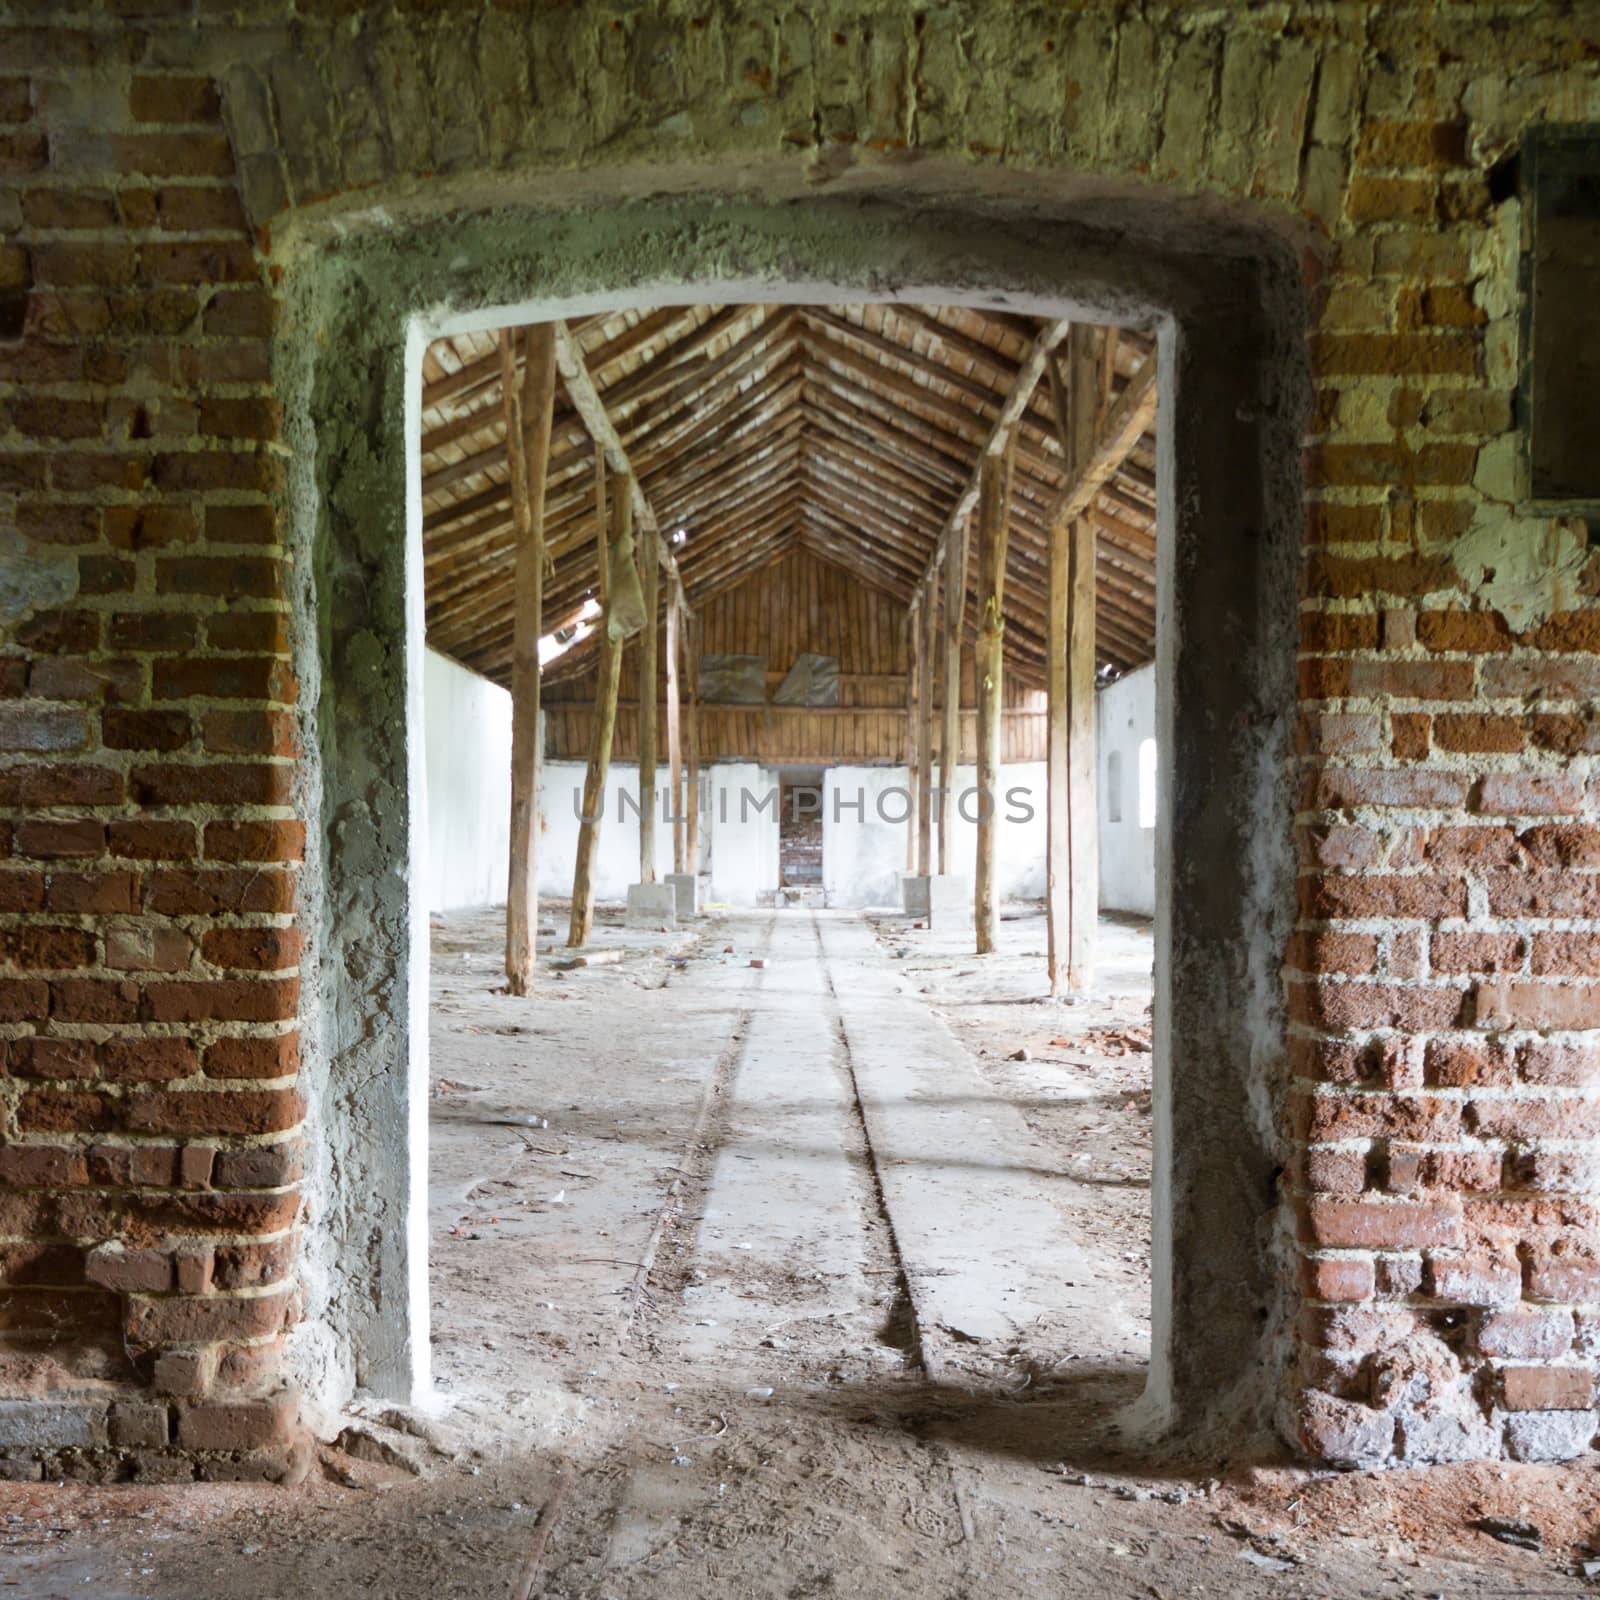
[1424,1250,1520,1307]
[1290,979,1466,1031]
[204,505,277,546]
[86,1243,173,1294]
[1432,933,1523,975]
[0,1146,88,1187]
[151,452,281,496]
[155,186,247,232]
[174,1389,297,1452]
[130,762,292,808]
[102,505,199,551]
[1474,775,1584,817]
[124,1087,303,1136]
[16,1089,115,1134]
[143,977,299,1023]
[128,74,221,124]
[1474,980,1600,1031]
[1502,1366,1595,1412]
[103,709,192,750]
[46,871,136,914]
[1426,825,1521,868]
[1306,1197,1462,1250]
[108,132,234,179]
[1299,1091,1461,1143]
[153,555,283,600]
[1478,1308,1574,1361]
[1299,873,1466,919]
[0,705,88,752]
[1520,1041,1600,1088]
[1486,872,1600,918]
[4,925,94,969]
[0,978,49,1022]
[9,1038,93,1080]
[14,818,104,859]
[200,928,301,972]
[201,290,274,337]
[1288,930,1378,975]
[1528,1242,1600,1303]
[104,925,193,972]
[1299,611,1379,651]
[214,1141,301,1188]
[204,1034,299,1081]
[51,976,140,1023]
[126,1290,288,1349]
[201,709,296,757]
[1390,711,1430,759]
[109,611,200,651]
[144,867,296,916]
[1434,713,1524,754]
[1519,824,1600,868]
[205,612,290,654]
[1303,1255,1376,1303]
[1467,1095,1600,1140]
[107,819,195,860]
[202,820,304,863]
[1531,933,1600,977]
[99,1037,197,1083]
[153,655,296,704]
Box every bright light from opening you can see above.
[578,596,601,621]
[672,527,687,545]
[1137,737,1157,830]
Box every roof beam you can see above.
[912,317,1072,596]
[552,319,687,600]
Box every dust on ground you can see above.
[6,904,1600,1600]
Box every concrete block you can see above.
[625,882,677,931]
[901,874,929,917]
[927,874,973,927]
[666,872,700,919]
[0,1400,106,1451]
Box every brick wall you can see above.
[1,3,1597,1477]
[1,24,302,1481]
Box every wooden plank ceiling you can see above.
[419,303,1158,691]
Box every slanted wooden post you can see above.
[504,324,557,996]
[938,514,968,875]
[568,451,625,948]
[685,610,701,872]
[637,513,660,883]
[916,572,937,877]
[1065,327,1101,992]
[666,582,684,874]
[973,444,1013,954]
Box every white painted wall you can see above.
[537,760,650,904]
[706,761,781,906]
[419,647,513,914]
[1097,663,1157,916]
[822,761,1050,908]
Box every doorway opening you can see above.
[778,767,825,903]
[294,184,1305,1465]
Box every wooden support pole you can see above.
[666,582,684,875]
[636,511,660,883]
[938,510,968,874]
[504,324,557,996]
[568,450,624,948]
[915,572,936,877]
[905,594,921,873]
[974,443,1013,954]
[685,610,701,873]
[1065,327,1102,993]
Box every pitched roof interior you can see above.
[419,303,1158,691]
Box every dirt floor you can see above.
[7,902,1600,1598]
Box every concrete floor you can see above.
[6,907,1600,1596]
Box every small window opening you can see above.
[1137,737,1157,830]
